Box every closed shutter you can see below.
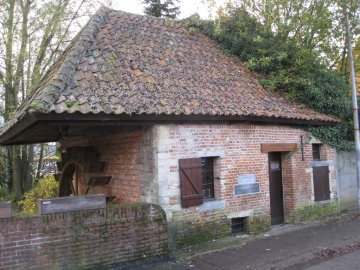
[313,166,330,201]
[179,158,203,208]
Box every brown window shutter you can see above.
[313,166,330,201]
[179,158,203,208]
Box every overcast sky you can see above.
[110,0,228,19]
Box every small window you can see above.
[312,144,322,161]
[179,157,218,208]
[201,157,215,200]
[231,217,247,234]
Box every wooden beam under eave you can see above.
[261,143,297,153]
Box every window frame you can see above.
[179,156,218,208]
[312,144,322,161]
[201,157,215,200]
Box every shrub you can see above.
[0,185,14,202]
[19,175,59,214]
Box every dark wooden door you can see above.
[313,166,330,201]
[269,152,284,225]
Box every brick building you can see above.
[0,7,339,244]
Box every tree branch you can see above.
[0,71,4,84]
[40,0,86,77]
[14,0,31,97]
[30,0,69,90]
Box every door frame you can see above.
[268,152,285,225]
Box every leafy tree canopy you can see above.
[182,4,354,150]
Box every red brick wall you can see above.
[282,153,295,218]
[60,123,337,246]
[0,204,168,269]
[61,127,153,204]
[155,124,337,224]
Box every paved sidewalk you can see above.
[187,215,360,270]
[187,214,360,270]
[119,212,360,270]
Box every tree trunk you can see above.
[12,147,23,199]
[23,145,34,192]
[4,0,16,122]
[36,144,45,179]
[5,148,13,190]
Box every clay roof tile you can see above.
[0,7,339,140]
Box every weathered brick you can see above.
[154,124,337,245]
[60,123,337,247]
[0,204,168,269]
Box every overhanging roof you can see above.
[0,111,337,146]
[0,6,339,146]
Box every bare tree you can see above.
[0,0,103,198]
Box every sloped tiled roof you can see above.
[0,7,338,139]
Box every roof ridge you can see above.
[29,6,111,113]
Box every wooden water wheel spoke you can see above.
[58,162,76,196]
[75,164,79,195]
[71,179,77,195]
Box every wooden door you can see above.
[313,166,330,201]
[269,152,284,225]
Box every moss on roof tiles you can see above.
[0,6,339,138]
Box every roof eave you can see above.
[32,111,338,126]
[0,111,40,145]
[0,112,339,146]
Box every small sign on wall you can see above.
[234,174,260,196]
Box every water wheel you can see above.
[56,147,111,196]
